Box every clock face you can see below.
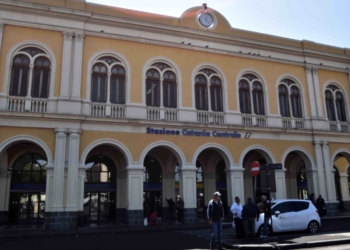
[198,13,213,27]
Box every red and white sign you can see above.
[251,161,260,177]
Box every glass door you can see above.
[84,192,115,223]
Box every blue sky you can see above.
[87,0,349,49]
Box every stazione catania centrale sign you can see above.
[146,127,252,139]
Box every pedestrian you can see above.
[242,198,260,241]
[207,192,226,250]
[143,199,149,226]
[177,196,184,225]
[260,195,271,238]
[316,195,327,217]
[308,193,315,204]
[166,198,176,220]
[149,211,158,225]
[230,196,244,240]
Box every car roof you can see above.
[271,199,310,203]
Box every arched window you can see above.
[91,56,126,104]
[146,62,177,108]
[325,85,347,122]
[278,79,303,118]
[11,152,47,183]
[195,68,223,112]
[85,155,116,183]
[239,74,265,115]
[10,47,51,99]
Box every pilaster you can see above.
[275,169,287,199]
[126,165,144,226]
[340,173,350,203]
[306,169,318,197]
[59,32,73,99]
[162,172,175,220]
[65,130,81,211]
[179,165,197,224]
[305,66,317,118]
[203,173,216,209]
[322,142,337,202]
[71,32,85,100]
[226,167,244,207]
[0,23,4,57]
[51,129,68,211]
[314,141,327,198]
[311,68,324,118]
[0,168,11,224]
[116,171,127,223]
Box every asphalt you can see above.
[0,216,350,249]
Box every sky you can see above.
[86,0,350,49]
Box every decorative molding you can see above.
[62,31,73,41]
[312,67,319,74]
[74,32,85,43]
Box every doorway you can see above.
[84,191,116,223]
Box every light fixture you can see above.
[85,162,94,169]
[37,160,48,166]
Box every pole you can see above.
[253,176,257,203]
[265,165,273,237]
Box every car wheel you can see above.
[258,225,271,236]
[308,221,319,233]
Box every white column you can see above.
[203,173,216,207]
[162,173,175,207]
[305,66,317,118]
[340,174,350,203]
[51,129,67,211]
[0,169,11,213]
[24,64,34,111]
[207,83,212,112]
[116,171,127,209]
[0,23,4,56]
[275,169,287,199]
[77,164,86,211]
[179,165,197,209]
[45,164,54,211]
[348,72,350,90]
[71,32,85,100]
[126,165,144,210]
[226,166,244,206]
[314,141,327,198]
[65,130,81,211]
[322,142,337,202]
[311,68,324,118]
[106,72,112,116]
[59,32,73,98]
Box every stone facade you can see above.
[44,212,78,230]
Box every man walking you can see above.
[230,196,244,240]
[242,198,259,241]
[207,192,225,250]
[260,195,271,238]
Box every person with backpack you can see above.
[207,192,226,250]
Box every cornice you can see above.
[0,1,349,67]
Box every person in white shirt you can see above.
[230,196,244,240]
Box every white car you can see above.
[232,199,321,235]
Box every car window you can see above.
[272,202,290,214]
[290,201,309,212]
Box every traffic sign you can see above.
[260,163,282,170]
[251,161,260,177]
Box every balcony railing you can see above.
[340,122,350,132]
[8,97,47,113]
[197,111,224,124]
[8,97,25,112]
[111,105,125,118]
[91,103,106,117]
[242,115,266,127]
[147,108,178,121]
[91,103,125,118]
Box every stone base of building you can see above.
[116,208,127,224]
[0,211,8,225]
[183,208,197,224]
[325,202,338,216]
[342,201,350,211]
[44,212,78,230]
[126,209,143,227]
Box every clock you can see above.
[198,13,213,27]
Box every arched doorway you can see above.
[333,166,342,209]
[143,156,162,218]
[84,153,117,223]
[332,152,350,212]
[297,165,308,199]
[196,161,204,218]
[8,152,47,224]
[216,159,228,216]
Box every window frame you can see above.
[324,85,348,122]
[238,74,265,115]
[278,79,303,119]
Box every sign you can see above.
[146,127,252,139]
[260,170,276,193]
[251,161,260,177]
[260,164,282,170]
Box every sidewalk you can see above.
[223,231,350,249]
[0,219,232,239]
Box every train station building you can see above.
[0,0,349,230]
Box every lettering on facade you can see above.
[146,127,251,138]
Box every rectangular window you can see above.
[210,87,223,112]
[146,79,160,107]
[291,96,302,118]
[91,74,107,103]
[326,99,336,121]
[279,94,290,117]
[195,85,208,111]
[239,89,251,114]
[163,81,177,108]
[110,76,125,104]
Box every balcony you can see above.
[196,111,224,124]
[242,115,267,127]
[147,108,178,121]
[282,118,305,130]
[91,103,125,118]
[329,121,350,132]
[8,97,47,113]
